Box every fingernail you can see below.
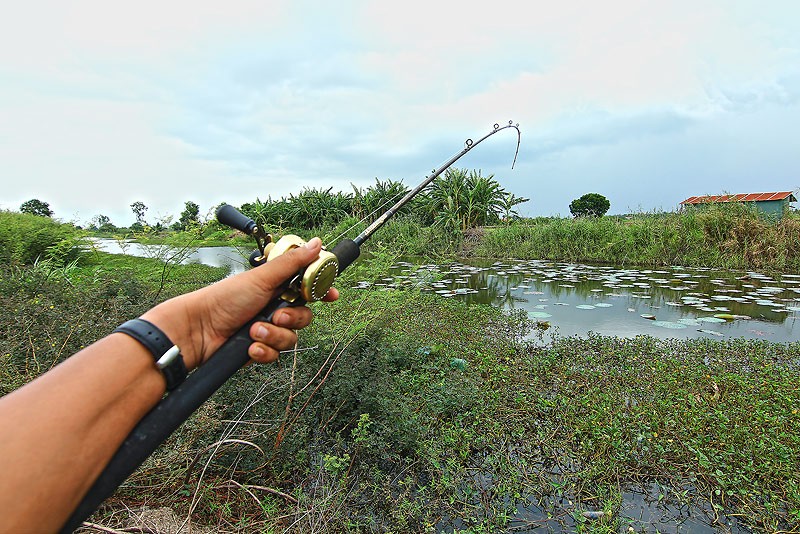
[251,346,264,358]
[304,237,321,249]
[256,325,268,339]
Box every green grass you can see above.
[474,206,800,271]
[0,252,226,394]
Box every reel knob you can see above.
[267,235,338,302]
[302,251,338,302]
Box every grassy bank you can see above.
[82,201,800,272]
[0,251,226,395]
[472,206,800,271]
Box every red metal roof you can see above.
[680,192,797,205]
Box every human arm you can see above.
[0,237,337,533]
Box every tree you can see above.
[20,199,53,217]
[178,201,200,230]
[130,201,148,225]
[419,169,508,232]
[88,214,117,232]
[569,193,610,218]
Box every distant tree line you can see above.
[15,169,531,234]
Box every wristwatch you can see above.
[114,318,188,391]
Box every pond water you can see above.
[370,257,799,343]
[92,240,799,342]
[90,239,250,275]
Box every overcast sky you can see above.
[2,1,799,226]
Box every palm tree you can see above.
[500,193,530,224]
[418,169,508,231]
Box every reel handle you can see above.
[216,205,257,234]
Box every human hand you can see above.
[141,237,339,370]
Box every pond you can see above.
[91,240,799,342]
[90,239,250,275]
[371,257,799,343]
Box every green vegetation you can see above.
[238,169,525,234]
[71,173,796,272]
[475,204,800,271]
[1,246,798,532]
[2,194,799,532]
[0,211,86,266]
[124,184,797,272]
[19,198,53,218]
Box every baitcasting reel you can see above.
[216,205,342,303]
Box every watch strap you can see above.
[114,318,188,391]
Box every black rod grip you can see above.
[330,239,360,274]
[216,205,256,235]
[59,297,304,533]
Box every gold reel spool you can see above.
[266,235,338,302]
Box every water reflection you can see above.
[374,258,799,342]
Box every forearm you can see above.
[0,238,331,533]
[0,334,166,533]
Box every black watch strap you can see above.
[114,318,188,391]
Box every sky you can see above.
[2,1,799,226]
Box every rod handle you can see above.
[59,297,304,533]
[330,239,360,274]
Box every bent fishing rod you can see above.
[60,121,520,533]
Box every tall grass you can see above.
[0,211,87,265]
[474,204,800,271]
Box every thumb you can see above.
[250,237,323,294]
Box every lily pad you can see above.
[698,329,724,336]
[678,318,702,326]
[595,303,613,308]
[653,321,687,329]
[529,311,552,318]
[698,317,726,323]
[713,314,736,321]
[576,305,595,310]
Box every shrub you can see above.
[0,211,86,265]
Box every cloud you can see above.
[2,1,799,224]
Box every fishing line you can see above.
[323,187,409,248]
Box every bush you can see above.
[0,211,86,265]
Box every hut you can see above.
[680,191,797,221]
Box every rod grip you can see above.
[216,205,256,235]
[330,239,361,274]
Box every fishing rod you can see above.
[60,121,520,533]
